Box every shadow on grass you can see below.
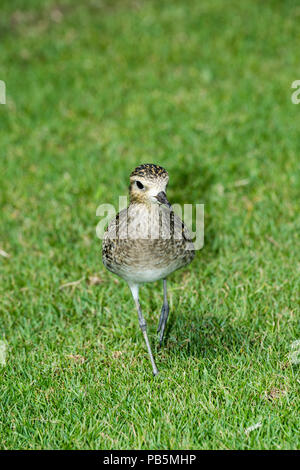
[170,159,220,259]
[163,311,252,359]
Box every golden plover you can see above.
[102,164,195,375]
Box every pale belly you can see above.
[103,245,194,284]
[118,264,179,284]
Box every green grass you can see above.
[0,0,300,450]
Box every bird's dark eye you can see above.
[136,181,144,190]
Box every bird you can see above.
[102,164,195,375]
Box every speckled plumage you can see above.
[101,164,195,375]
[102,166,194,283]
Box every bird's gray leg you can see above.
[129,283,158,376]
[157,279,169,346]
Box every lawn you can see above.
[0,0,299,450]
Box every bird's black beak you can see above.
[155,191,171,208]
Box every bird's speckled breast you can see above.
[102,203,195,283]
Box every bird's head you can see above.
[129,164,171,208]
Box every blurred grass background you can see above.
[0,0,299,449]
